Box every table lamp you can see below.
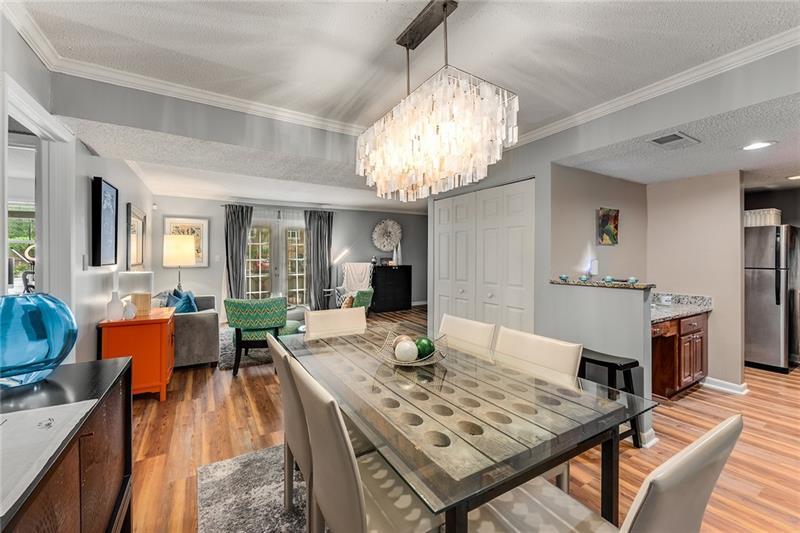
[163,235,195,291]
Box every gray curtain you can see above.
[224,204,254,299]
[304,210,333,310]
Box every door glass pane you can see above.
[245,225,271,299]
[286,228,306,305]
[7,203,36,294]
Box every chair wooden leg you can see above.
[233,343,242,377]
[622,369,643,448]
[607,366,617,389]
[555,462,570,494]
[284,442,295,511]
[308,474,325,533]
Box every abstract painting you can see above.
[163,217,209,267]
[91,177,118,266]
[597,207,619,246]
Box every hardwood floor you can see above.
[132,307,800,532]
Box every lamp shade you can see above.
[163,235,195,267]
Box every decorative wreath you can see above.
[372,219,402,252]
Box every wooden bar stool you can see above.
[579,350,643,448]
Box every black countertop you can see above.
[0,358,131,527]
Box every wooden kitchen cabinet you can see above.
[652,312,708,398]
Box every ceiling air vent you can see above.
[648,131,701,150]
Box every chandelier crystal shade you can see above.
[357,1,518,202]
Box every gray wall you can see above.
[331,210,427,303]
[73,145,154,362]
[2,16,51,109]
[150,195,428,309]
[745,188,800,226]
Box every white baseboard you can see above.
[411,300,428,307]
[702,377,749,395]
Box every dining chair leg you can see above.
[233,330,243,377]
[607,366,617,389]
[555,462,570,494]
[284,442,294,512]
[308,475,325,533]
[622,370,643,448]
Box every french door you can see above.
[246,218,307,305]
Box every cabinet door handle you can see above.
[688,322,698,327]
[653,328,661,335]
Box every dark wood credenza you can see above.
[0,358,133,532]
[372,265,412,312]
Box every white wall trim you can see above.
[6,3,800,144]
[702,377,750,395]
[5,74,73,142]
[514,26,800,147]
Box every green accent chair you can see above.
[225,297,289,376]
[352,288,374,317]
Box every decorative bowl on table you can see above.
[376,331,448,367]
[0,294,78,388]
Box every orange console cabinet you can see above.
[98,307,175,401]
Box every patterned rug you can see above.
[197,445,307,533]
[218,327,273,371]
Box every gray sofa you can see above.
[173,295,220,367]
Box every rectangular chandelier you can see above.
[356,2,519,202]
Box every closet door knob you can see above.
[487,293,494,299]
[458,288,465,294]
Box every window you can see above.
[245,225,271,299]
[8,203,36,290]
[286,228,306,305]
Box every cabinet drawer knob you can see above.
[688,322,698,327]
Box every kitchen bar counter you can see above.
[651,293,713,323]
[550,278,656,290]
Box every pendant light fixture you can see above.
[356,0,518,202]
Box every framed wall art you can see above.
[163,216,209,267]
[91,176,119,266]
[126,203,146,270]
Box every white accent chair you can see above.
[269,335,373,532]
[493,326,583,493]
[289,356,443,533]
[304,307,367,341]
[469,415,743,532]
[438,314,496,361]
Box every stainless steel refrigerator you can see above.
[745,225,799,372]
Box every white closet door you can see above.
[450,192,476,321]
[433,198,453,335]
[476,180,535,332]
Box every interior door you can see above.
[450,193,476,321]
[433,198,453,335]
[475,179,535,332]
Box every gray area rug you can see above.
[197,445,307,533]
[218,327,273,371]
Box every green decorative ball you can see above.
[415,337,435,358]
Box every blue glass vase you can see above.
[0,294,77,388]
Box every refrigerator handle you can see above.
[775,227,781,269]
[776,270,781,306]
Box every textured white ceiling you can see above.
[130,161,427,213]
[557,93,800,190]
[20,1,800,134]
[60,117,426,212]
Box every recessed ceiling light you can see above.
[742,141,777,151]
[787,175,800,181]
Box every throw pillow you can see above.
[341,295,354,309]
[167,292,198,314]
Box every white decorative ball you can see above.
[394,340,418,362]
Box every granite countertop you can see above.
[651,293,713,323]
[550,278,656,290]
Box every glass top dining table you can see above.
[280,321,657,531]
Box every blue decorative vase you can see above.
[0,294,77,388]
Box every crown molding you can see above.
[513,26,800,148]
[5,4,799,145]
[3,3,366,137]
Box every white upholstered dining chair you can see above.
[493,326,583,492]
[304,307,367,340]
[438,314,496,360]
[469,414,743,532]
[289,355,443,533]
[268,335,373,532]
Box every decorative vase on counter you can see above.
[123,301,137,320]
[0,294,78,388]
[107,291,124,321]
